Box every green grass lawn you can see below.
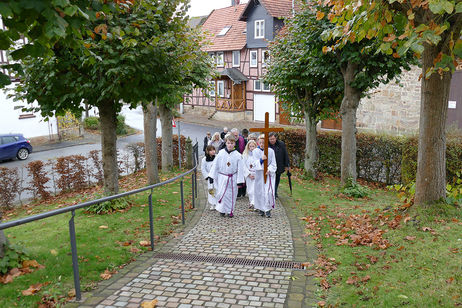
[0,170,195,307]
[279,170,462,307]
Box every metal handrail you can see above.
[0,142,200,302]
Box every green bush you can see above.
[340,178,370,198]
[0,242,30,275]
[116,115,127,135]
[86,195,131,214]
[83,116,99,130]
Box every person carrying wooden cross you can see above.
[252,134,277,218]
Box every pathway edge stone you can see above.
[279,194,320,308]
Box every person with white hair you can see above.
[208,132,223,153]
[220,127,228,140]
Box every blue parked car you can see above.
[0,134,33,161]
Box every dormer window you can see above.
[255,20,264,39]
[218,26,231,36]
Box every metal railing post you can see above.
[69,210,81,301]
[180,180,185,225]
[191,173,195,209]
[148,189,154,251]
[178,121,182,169]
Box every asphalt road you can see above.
[1,106,221,169]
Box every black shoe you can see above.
[265,211,271,218]
[275,194,279,199]
[228,213,234,218]
[260,210,265,216]
[220,213,226,217]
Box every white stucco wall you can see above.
[0,86,57,138]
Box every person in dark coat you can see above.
[203,132,212,153]
[268,132,290,198]
[220,127,228,140]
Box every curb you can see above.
[70,177,207,308]
[279,194,320,308]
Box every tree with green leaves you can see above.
[264,6,343,178]
[13,0,211,192]
[0,0,94,261]
[321,0,462,205]
[312,5,416,186]
[157,28,212,172]
[0,0,93,86]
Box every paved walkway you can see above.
[76,179,317,308]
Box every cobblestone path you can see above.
[83,186,298,308]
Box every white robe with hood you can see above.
[253,147,277,213]
[208,148,244,215]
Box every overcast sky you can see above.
[188,0,249,17]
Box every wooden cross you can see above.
[249,112,284,183]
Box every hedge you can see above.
[278,129,462,185]
[0,136,188,209]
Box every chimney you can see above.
[231,0,240,6]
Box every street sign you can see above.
[172,119,176,127]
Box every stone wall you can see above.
[357,65,421,135]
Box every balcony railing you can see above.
[216,98,245,111]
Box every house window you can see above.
[255,20,265,39]
[262,50,270,67]
[254,80,261,91]
[262,81,271,92]
[250,50,257,67]
[216,52,224,67]
[232,50,240,67]
[217,80,225,97]
[218,26,231,36]
[209,81,216,98]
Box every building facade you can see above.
[184,0,294,123]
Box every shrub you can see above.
[55,155,87,192]
[341,178,370,198]
[156,135,187,168]
[26,161,51,200]
[0,242,30,275]
[278,129,462,186]
[0,167,20,209]
[86,195,131,214]
[88,150,103,184]
[116,115,127,135]
[83,116,99,130]
[127,142,145,172]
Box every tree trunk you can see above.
[98,100,119,195]
[340,61,361,185]
[159,103,173,171]
[415,44,451,205]
[143,100,160,185]
[304,108,318,179]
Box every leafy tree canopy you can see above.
[13,0,212,115]
[320,0,462,76]
[264,4,343,120]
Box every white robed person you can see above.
[201,145,217,210]
[242,140,258,209]
[208,134,244,217]
[253,134,277,218]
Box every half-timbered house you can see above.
[184,0,295,123]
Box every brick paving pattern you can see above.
[84,186,297,307]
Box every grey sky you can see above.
[188,0,249,17]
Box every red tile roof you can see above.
[260,0,294,18]
[201,4,247,52]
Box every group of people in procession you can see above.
[201,127,289,218]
